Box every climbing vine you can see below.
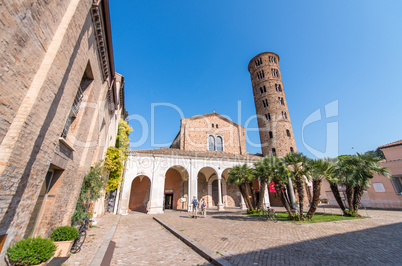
[104,119,132,191]
[71,161,108,225]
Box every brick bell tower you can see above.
[248,52,297,157]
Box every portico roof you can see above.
[129,148,262,161]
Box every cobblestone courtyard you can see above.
[67,208,402,265]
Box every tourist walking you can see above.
[200,198,207,218]
[192,196,198,218]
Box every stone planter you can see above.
[54,240,74,257]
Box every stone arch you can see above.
[198,167,218,208]
[221,168,241,207]
[164,165,189,210]
[129,175,151,212]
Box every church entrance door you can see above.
[164,193,173,209]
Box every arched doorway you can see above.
[197,171,208,205]
[211,179,220,206]
[222,168,241,207]
[198,167,218,208]
[129,175,151,212]
[164,166,189,210]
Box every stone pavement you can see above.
[67,207,402,265]
[110,212,209,265]
[66,213,118,266]
[159,207,402,265]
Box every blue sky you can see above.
[109,0,402,158]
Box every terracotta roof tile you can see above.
[378,140,402,149]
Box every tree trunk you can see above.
[294,175,304,216]
[329,182,347,215]
[304,182,312,203]
[240,185,251,210]
[239,184,250,209]
[352,185,365,215]
[284,186,292,208]
[345,185,354,211]
[274,182,294,218]
[250,184,258,209]
[257,179,267,210]
[306,179,322,219]
[242,183,254,210]
[245,183,256,210]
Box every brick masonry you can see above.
[0,0,123,257]
[248,52,297,157]
[171,112,247,155]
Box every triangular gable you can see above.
[182,112,244,129]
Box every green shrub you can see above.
[246,209,259,214]
[290,213,305,221]
[51,226,79,241]
[345,209,359,217]
[6,237,56,265]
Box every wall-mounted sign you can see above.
[165,190,174,193]
[180,198,187,202]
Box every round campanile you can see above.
[248,52,297,157]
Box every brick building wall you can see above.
[0,0,123,256]
[171,112,247,155]
[129,176,150,212]
[320,141,402,209]
[248,52,297,157]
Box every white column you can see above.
[263,182,270,208]
[207,183,213,208]
[189,160,198,212]
[113,188,120,215]
[217,177,224,211]
[148,161,164,214]
[221,178,227,207]
[119,167,132,215]
[240,194,247,210]
[187,176,191,212]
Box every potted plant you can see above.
[6,237,56,265]
[50,226,79,257]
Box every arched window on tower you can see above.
[286,129,291,137]
[269,131,273,139]
[216,136,223,151]
[272,148,276,156]
[208,135,215,151]
[290,147,294,152]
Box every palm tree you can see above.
[255,156,294,218]
[334,153,391,215]
[328,178,347,215]
[228,164,256,210]
[254,159,271,210]
[284,152,311,218]
[306,159,334,219]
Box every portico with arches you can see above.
[119,149,270,214]
[119,112,271,215]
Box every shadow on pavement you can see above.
[209,215,262,222]
[201,222,402,265]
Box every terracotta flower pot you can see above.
[53,240,74,257]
